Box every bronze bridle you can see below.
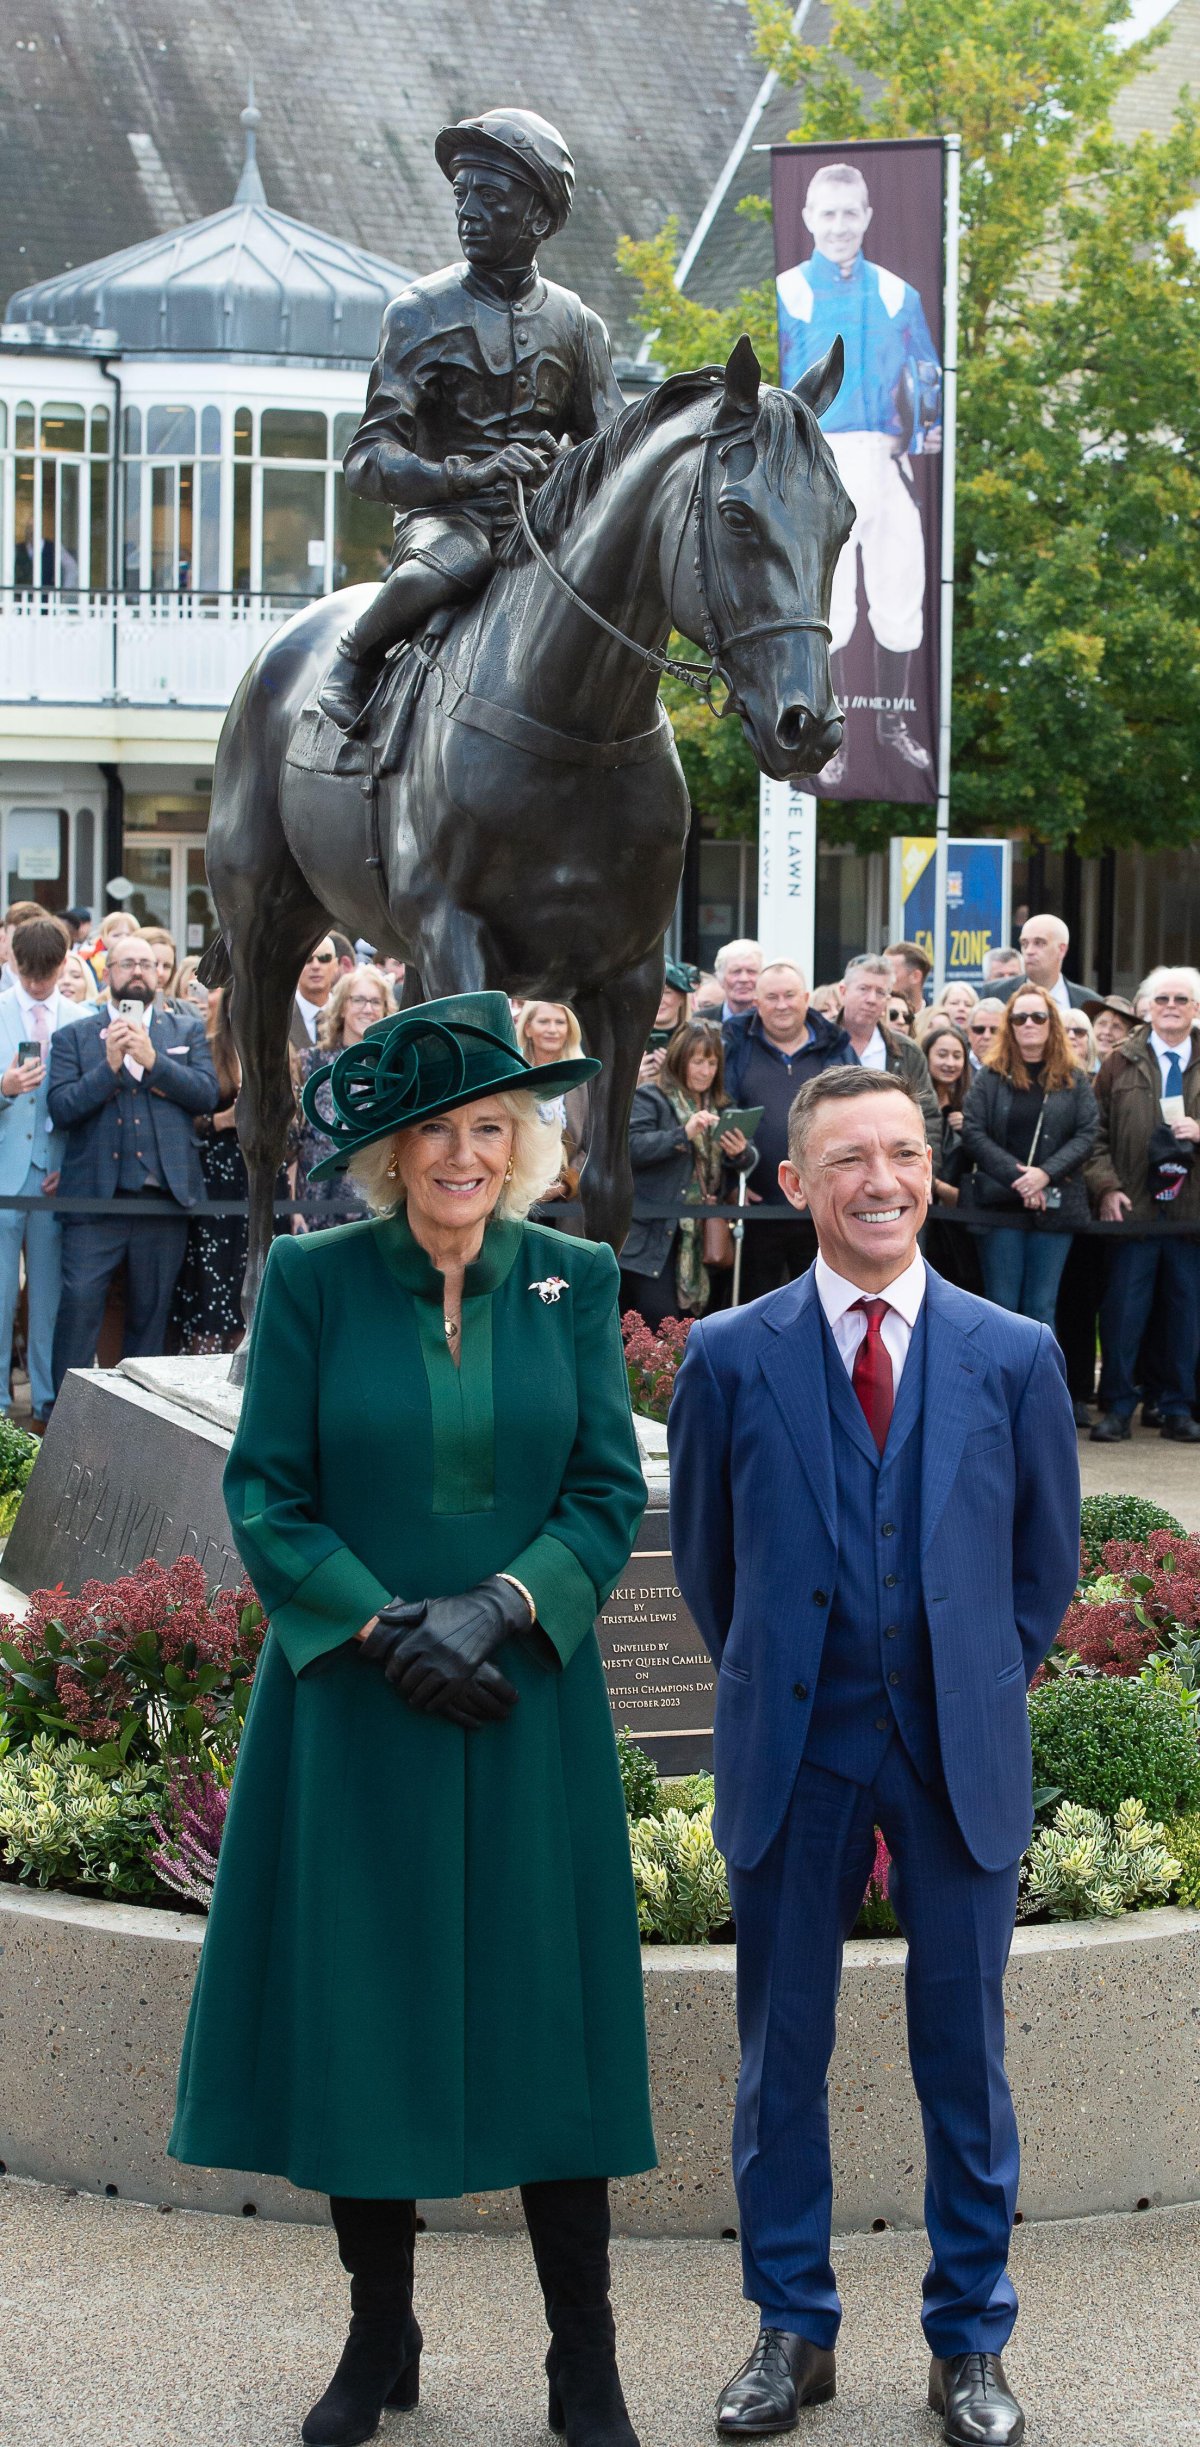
[511,396,833,717]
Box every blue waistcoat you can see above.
[803,1305,941,1789]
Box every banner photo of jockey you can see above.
[772,139,945,806]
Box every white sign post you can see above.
[757,779,818,978]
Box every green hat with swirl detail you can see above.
[301,990,599,1181]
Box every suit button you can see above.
[874,1715,889,1731]
[885,1625,899,1639]
[792,1681,807,1701]
[883,1572,897,1589]
[812,1589,828,1606]
[888,1670,901,1687]
[881,1522,896,1537]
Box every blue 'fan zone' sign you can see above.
[889,837,1013,985]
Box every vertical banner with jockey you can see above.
[771,137,946,806]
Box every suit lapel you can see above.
[758,1272,837,1546]
[920,1272,983,1555]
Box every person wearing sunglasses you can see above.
[291,935,339,1052]
[960,988,1098,1328]
[1085,966,1200,1442]
[965,999,1004,1071]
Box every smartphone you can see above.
[16,1040,42,1067]
[117,998,144,1020]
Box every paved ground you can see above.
[1077,1413,1200,1530]
[1,2179,1196,2447]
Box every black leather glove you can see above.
[360,1574,531,1728]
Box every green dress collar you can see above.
[370,1206,524,1301]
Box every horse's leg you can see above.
[228,882,327,1378]
[574,949,664,1256]
[400,964,425,1009]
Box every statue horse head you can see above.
[510,331,853,781]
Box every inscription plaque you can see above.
[597,1508,714,1772]
[3,1370,242,1599]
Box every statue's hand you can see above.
[469,439,558,492]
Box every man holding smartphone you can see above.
[0,914,76,1426]
[47,933,218,1395]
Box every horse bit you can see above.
[510,403,832,717]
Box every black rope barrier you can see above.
[0,1193,1193,1241]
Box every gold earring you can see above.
[504,1158,515,1184]
[386,1153,400,1180]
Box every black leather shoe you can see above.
[715,2330,836,2435]
[1141,1403,1164,1429]
[1161,1414,1200,1441]
[1071,1399,1093,1429]
[928,2353,1024,2445]
[1090,1412,1131,1441]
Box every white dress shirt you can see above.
[1047,975,1071,1014]
[1148,1028,1192,1096]
[295,991,323,1044]
[851,1025,888,1072]
[814,1248,927,1393]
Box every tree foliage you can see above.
[618,0,1200,851]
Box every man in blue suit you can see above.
[0,914,80,1423]
[669,1068,1078,2446]
[47,931,218,1392]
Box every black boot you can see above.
[301,2196,422,2447]
[521,2177,639,2447]
[875,642,933,775]
[317,636,383,733]
[317,560,467,731]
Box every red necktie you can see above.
[851,1299,894,1454]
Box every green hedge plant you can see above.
[1029,1675,1200,1822]
[0,1416,38,1538]
[1079,1494,1184,1573]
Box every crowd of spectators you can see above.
[616,918,1200,1445]
[0,899,1197,1446]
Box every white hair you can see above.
[1140,965,1200,1008]
[348,1089,566,1221]
[714,938,762,980]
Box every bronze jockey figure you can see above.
[318,107,626,731]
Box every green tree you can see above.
[618,1,1200,852]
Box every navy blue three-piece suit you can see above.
[668,1264,1079,2356]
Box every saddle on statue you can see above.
[288,608,459,784]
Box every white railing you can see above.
[0,588,306,710]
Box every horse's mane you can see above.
[501,367,822,564]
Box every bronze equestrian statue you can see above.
[200,108,854,1346]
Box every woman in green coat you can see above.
[170,992,656,2447]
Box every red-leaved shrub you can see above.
[0,1555,265,1755]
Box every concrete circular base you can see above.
[1,1885,1196,2235]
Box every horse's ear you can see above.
[792,335,844,421]
[720,334,762,419]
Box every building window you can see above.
[122,403,223,594]
[3,805,71,912]
[7,397,109,591]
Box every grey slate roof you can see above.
[6,112,417,359]
[0,0,763,355]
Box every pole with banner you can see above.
[931,134,961,994]
[758,779,817,978]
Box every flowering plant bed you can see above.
[621,1312,692,1422]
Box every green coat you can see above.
[170,1212,656,2199]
